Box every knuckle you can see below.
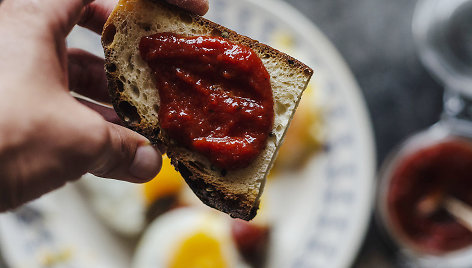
[90,125,136,178]
[83,119,118,176]
[83,118,111,157]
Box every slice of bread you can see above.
[102,0,313,220]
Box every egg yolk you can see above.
[143,155,183,205]
[169,232,227,268]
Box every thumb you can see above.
[90,122,162,182]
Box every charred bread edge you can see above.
[102,0,313,220]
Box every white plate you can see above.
[0,0,376,267]
[0,185,132,268]
[207,0,376,267]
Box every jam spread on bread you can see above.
[139,33,274,170]
[387,139,472,254]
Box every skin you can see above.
[0,0,209,212]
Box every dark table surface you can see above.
[282,0,444,267]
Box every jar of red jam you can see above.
[377,123,472,267]
[380,0,472,264]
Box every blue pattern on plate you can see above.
[291,71,360,267]
[206,1,374,267]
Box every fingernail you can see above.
[129,145,162,181]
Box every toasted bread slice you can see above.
[102,0,313,220]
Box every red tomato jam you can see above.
[232,219,269,267]
[139,33,274,170]
[387,139,472,254]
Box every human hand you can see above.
[0,0,209,212]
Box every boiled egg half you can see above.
[132,207,250,268]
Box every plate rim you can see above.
[231,0,377,266]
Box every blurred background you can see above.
[293,0,472,267]
[285,0,441,267]
[286,0,443,162]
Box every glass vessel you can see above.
[376,0,472,267]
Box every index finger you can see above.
[78,0,117,34]
[78,0,210,35]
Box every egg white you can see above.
[132,207,250,268]
[79,174,146,236]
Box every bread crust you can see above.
[102,0,313,220]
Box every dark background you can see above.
[282,0,444,266]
